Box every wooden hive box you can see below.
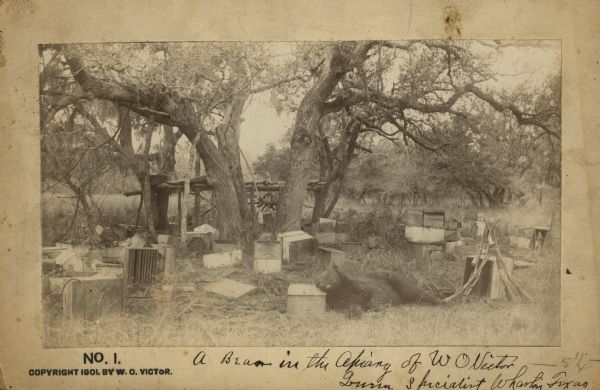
[287,284,326,316]
[213,240,241,253]
[318,218,337,232]
[254,240,282,274]
[401,209,424,226]
[95,262,124,277]
[463,255,494,296]
[63,274,124,321]
[278,231,307,262]
[279,231,317,263]
[463,255,514,299]
[149,243,176,274]
[288,235,318,263]
[423,210,445,229]
[203,249,242,269]
[489,257,514,299]
[317,246,346,266]
[405,226,445,243]
[403,209,446,243]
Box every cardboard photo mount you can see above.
[1,1,599,389]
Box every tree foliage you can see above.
[40,40,561,255]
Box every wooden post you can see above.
[180,180,190,243]
[177,192,182,235]
[193,152,204,226]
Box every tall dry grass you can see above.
[43,193,560,348]
[43,244,560,348]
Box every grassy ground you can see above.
[42,192,560,347]
[43,236,560,348]
[41,193,193,245]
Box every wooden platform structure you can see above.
[123,175,327,241]
[124,176,327,196]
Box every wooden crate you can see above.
[463,255,494,296]
[63,275,124,321]
[278,231,307,262]
[402,209,446,243]
[463,255,514,299]
[423,211,445,229]
[402,209,445,228]
[279,231,317,262]
[159,244,176,275]
[288,236,318,262]
[213,240,241,253]
[287,284,326,316]
[318,247,345,266]
[203,250,242,269]
[401,210,424,226]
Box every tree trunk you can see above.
[213,94,255,262]
[323,180,343,218]
[152,187,171,232]
[276,43,372,233]
[64,53,251,259]
[78,191,96,229]
[63,177,97,229]
[193,150,204,227]
[140,172,156,239]
[311,184,330,222]
[159,125,179,177]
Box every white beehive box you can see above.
[287,283,326,316]
[254,241,282,273]
[405,226,445,243]
[278,231,317,262]
[203,250,242,269]
[404,209,446,243]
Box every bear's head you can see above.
[315,263,343,292]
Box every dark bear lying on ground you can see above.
[315,261,443,317]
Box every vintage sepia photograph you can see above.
[39,40,561,348]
